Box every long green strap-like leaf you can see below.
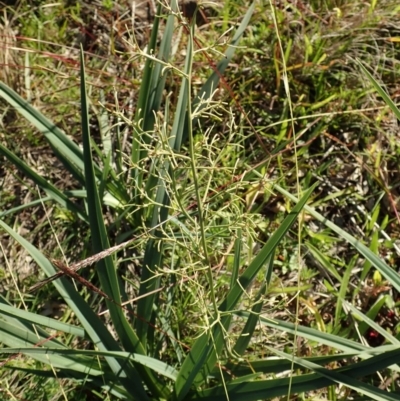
[0,219,127,384]
[275,185,400,294]
[357,59,400,122]
[0,81,86,184]
[0,143,88,221]
[78,48,164,400]
[189,347,400,401]
[185,1,256,142]
[0,82,129,215]
[135,0,189,347]
[131,1,165,213]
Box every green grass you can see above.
[1,0,400,400]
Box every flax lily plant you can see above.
[1,1,400,400]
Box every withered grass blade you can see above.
[28,236,138,293]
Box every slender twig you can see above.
[28,236,138,293]
[49,259,112,301]
[29,215,178,293]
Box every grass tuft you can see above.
[1,0,400,400]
